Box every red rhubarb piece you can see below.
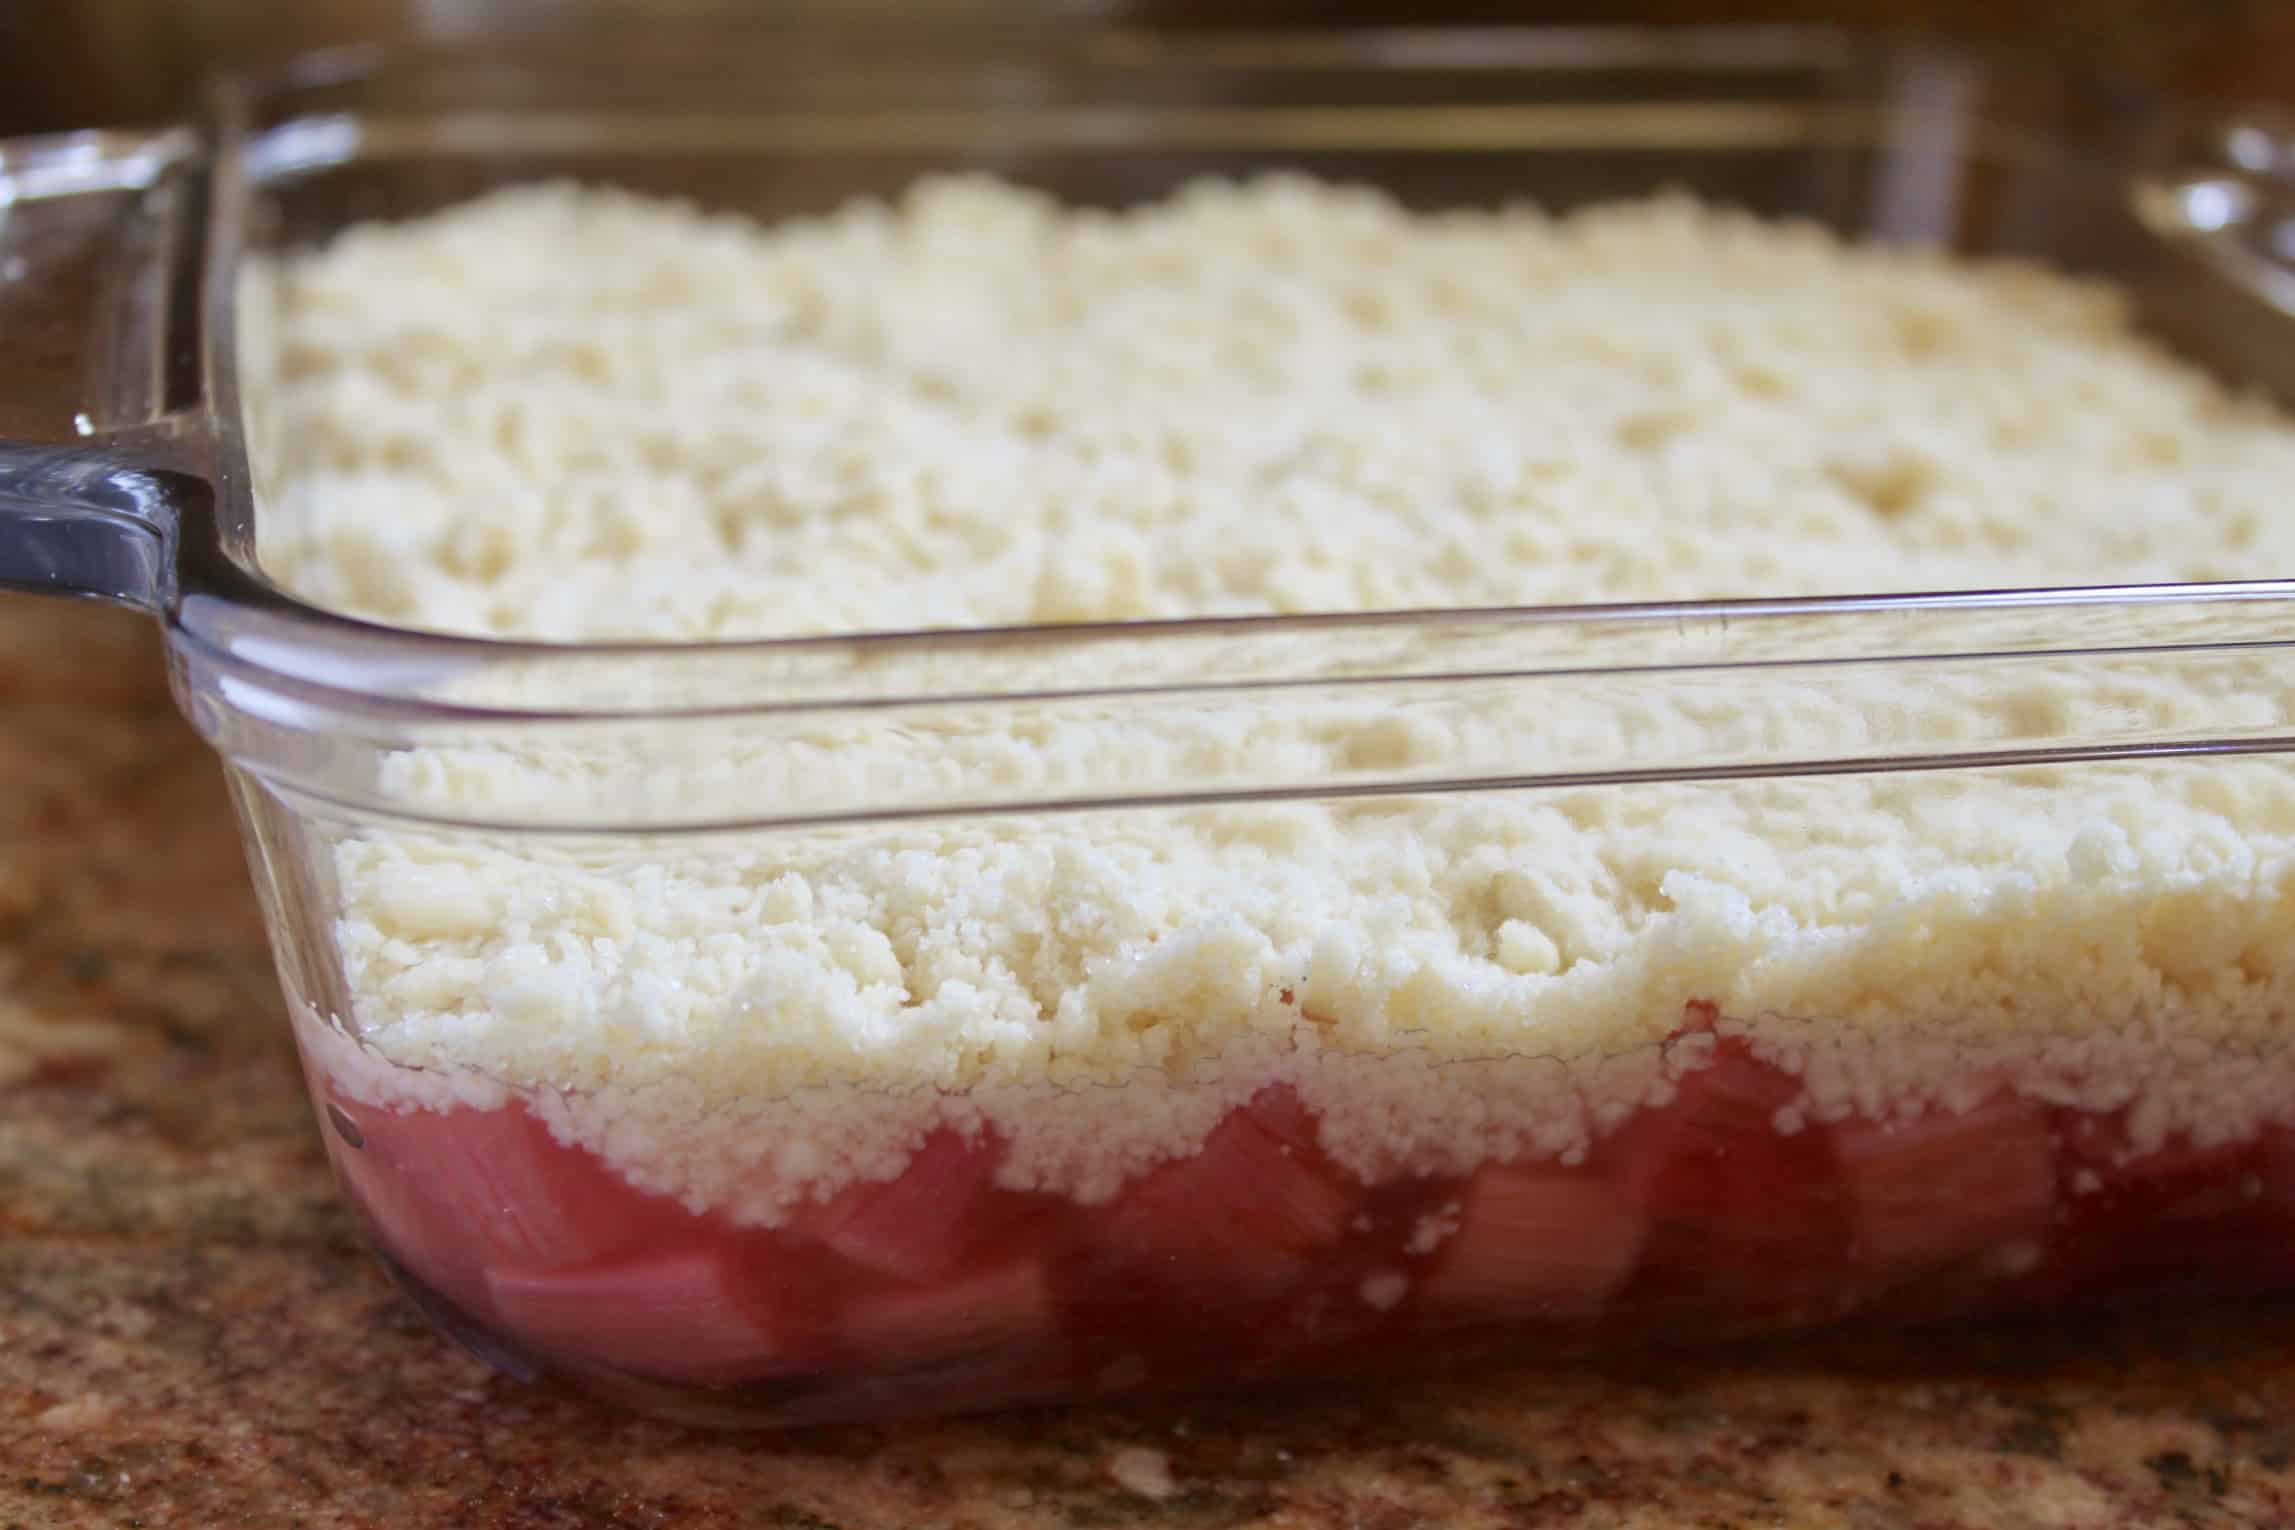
[839,1253,1055,1368]
[487,1248,796,1383]
[2058,1115,2258,1213]
[1088,1087,1354,1301]
[793,1128,1007,1282]
[1617,1041,1850,1320]
[351,1102,682,1280]
[2253,1124,2295,1206]
[1419,1157,1647,1321]
[1832,1094,2056,1274]
[2043,1110,2283,1294]
[320,1102,490,1305]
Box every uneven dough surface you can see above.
[252,178,2295,1215]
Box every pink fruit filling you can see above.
[487,1251,797,1384]
[306,1030,2295,1409]
[1086,1087,1355,1301]
[791,1128,1009,1282]
[1833,1095,2057,1272]
[1417,1159,1647,1322]
[841,1254,1055,1367]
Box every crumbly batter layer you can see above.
[251,179,2295,1214]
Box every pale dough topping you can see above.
[252,178,2295,1216]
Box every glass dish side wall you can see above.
[186,28,2295,732]
[242,749,2295,1430]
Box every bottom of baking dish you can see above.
[296,1000,2295,1428]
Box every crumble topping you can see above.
[253,177,2295,1216]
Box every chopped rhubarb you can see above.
[1419,1158,1647,1320]
[298,1056,458,1288]
[1234,1174,1472,1375]
[1619,1042,1850,1318]
[1241,1084,1327,1155]
[487,1248,794,1383]
[1831,1095,2056,1274]
[2254,1125,2295,1207]
[2057,1115,2259,1216]
[2041,1111,2282,1294]
[351,1102,683,1280]
[793,1128,1006,1282]
[309,1057,2295,1422]
[839,1254,1055,1368]
[1088,1088,1355,1301]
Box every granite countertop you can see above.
[6,617,2295,1530]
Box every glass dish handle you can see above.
[2138,110,2295,319]
[0,442,197,610]
[0,128,205,613]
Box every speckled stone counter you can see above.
[7,612,2295,1530]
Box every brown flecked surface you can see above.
[9,611,2295,1530]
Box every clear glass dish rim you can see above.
[146,22,2295,729]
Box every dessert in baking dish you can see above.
[255,177,2295,1416]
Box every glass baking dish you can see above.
[11,24,2295,1428]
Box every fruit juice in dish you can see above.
[253,176,2295,1422]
